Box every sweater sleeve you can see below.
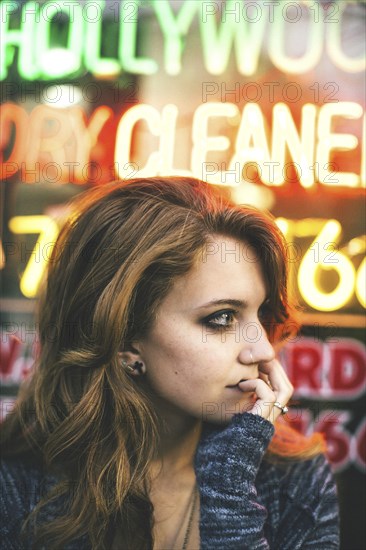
[194,412,275,550]
[302,461,339,549]
[275,453,340,550]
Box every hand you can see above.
[237,358,293,424]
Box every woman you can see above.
[1,177,339,549]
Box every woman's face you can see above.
[136,234,276,425]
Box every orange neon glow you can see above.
[1,101,364,188]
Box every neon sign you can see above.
[282,337,366,472]
[7,215,59,298]
[277,217,365,312]
[5,214,365,314]
[1,101,364,187]
[1,1,365,81]
[0,103,114,182]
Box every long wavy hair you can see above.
[1,177,325,549]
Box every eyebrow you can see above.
[194,299,249,310]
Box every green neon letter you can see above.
[84,0,121,77]
[36,0,83,79]
[327,2,365,73]
[119,0,157,75]
[152,0,199,75]
[199,0,267,75]
[269,3,323,74]
[0,1,39,80]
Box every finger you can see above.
[237,378,278,422]
[253,360,293,422]
[259,359,293,407]
[258,371,272,389]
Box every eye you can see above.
[203,310,237,329]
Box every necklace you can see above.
[153,480,199,550]
[181,484,198,550]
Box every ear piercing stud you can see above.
[121,360,146,375]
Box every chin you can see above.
[200,398,250,424]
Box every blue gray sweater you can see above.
[1,413,339,549]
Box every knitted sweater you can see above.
[1,413,339,549]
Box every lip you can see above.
[226,385,256,397]
[226,379,249,388]
[226,377,261,392]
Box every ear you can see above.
[117,350,143,363]
[117,347,147,376]
[118,340,144,364]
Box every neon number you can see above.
[315,410,351,472]
[356,257,366,308]
[276,217,366,311]
[8,215,59,298]
[298,220,356,311]
[352,418,366,471]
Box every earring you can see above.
[121,359,146,376]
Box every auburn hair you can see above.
[1,177,325,549]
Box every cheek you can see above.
[146,348,219,399]
[144,325,231,387]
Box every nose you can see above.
[238,323,275,365]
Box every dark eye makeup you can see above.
[202,300,272,331]
[202,309,238,330]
